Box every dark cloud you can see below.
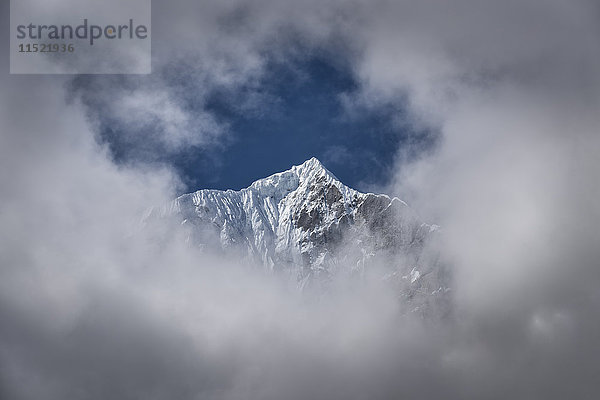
[1,0,599,399]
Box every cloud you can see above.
[375,1,600,398]
[67,0,363,164]
[1,0,600,399]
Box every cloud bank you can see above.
[1,0,599,399]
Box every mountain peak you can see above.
[300,156,323,168]
[291,157,340,184]
[247,157,342,200]
[164,157,446,308]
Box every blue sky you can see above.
[75,53,435,193]
[3,1,600,398]
[173,56,433,191]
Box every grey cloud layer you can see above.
[1,0,600,399]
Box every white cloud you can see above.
[1,0,600,398]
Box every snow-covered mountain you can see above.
[151,158,449,314]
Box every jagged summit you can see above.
[244,157,355,206]
[246,157,338,193]
[154,158,448,312]
[264,157,337,181]
[291,157,340,183]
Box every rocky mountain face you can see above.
[151,158,450,315]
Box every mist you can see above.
[1,0,600,399]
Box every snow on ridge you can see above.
[143,157,448,314]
